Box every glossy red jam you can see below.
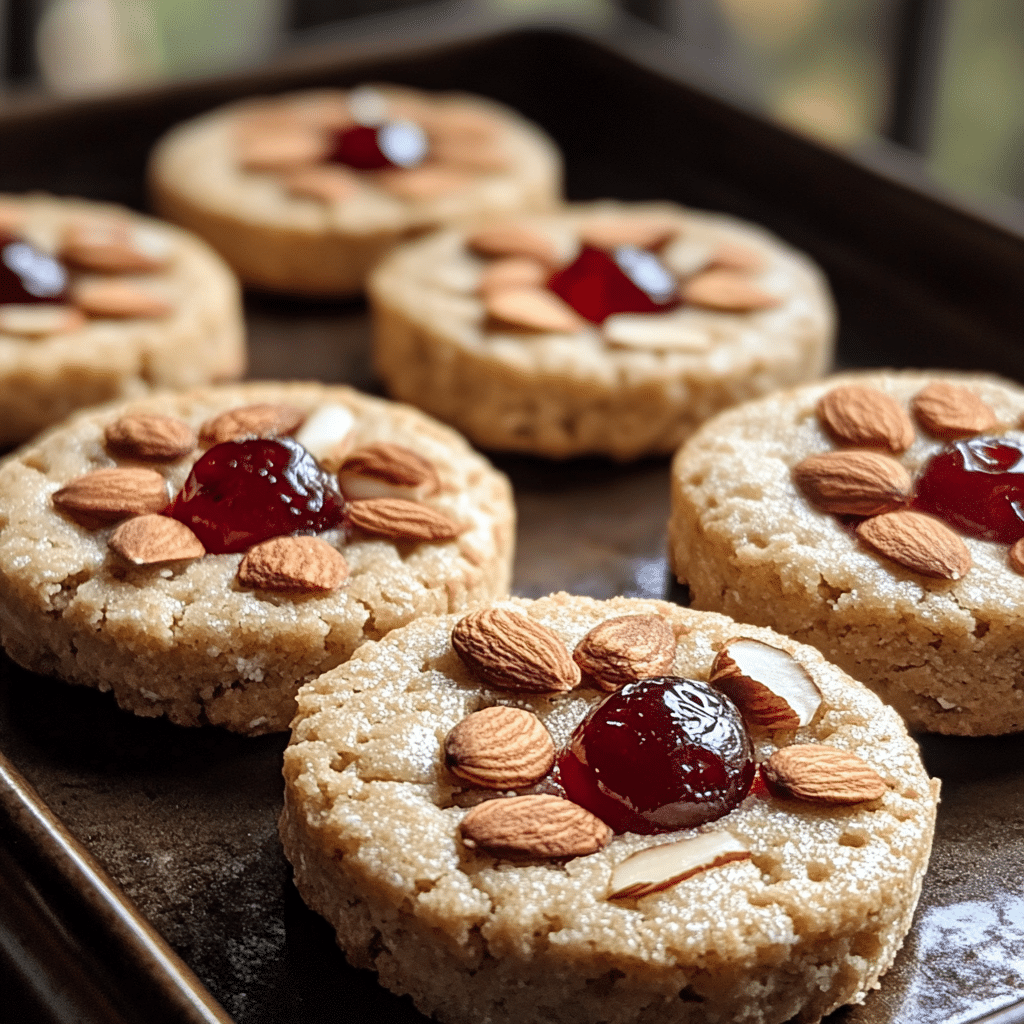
[547,244,681,325]
[166,437,346,554]
[913,436,1024,543]
[0,231,69,304]
[328,120,428,170]
[554,676,754,834]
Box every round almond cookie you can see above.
[0,192,245,449]
[148,85,562,296]
[0,381,514,734]
[369,200,835,460]
[668,369,1024,735]
[280,593,937,1024]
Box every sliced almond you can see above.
[911,382,998,439]
[236,128,330,171]
[375,166,473,200]
[346,497,460,542]
[0,303,84,337]
[445,706,555,789]
[461,794,611,858]
[478,257,547,296]
[573,614,676,692]
[762,744,886,804]
[199,404,305,446]
[73,281,172,319]
[708,240,766,272]
[108,514,204,564]
[293,403,355,463]
[428,136,508,171]
[602,313,710,352]
[452,606,580,694]
[237,535,348,593]
[339,443,440,501]
[792,450,912,516]
[856,509,971,579]
[710,638,822,730]
[485,287,584,334]
[60,219,168,273]
[104,414,197,461]
[578,218,678,251]
[53,468,168,528]
[682,269,780,312]
[608,831,751,899]
[283,164,361,203]
[816,385,914,453]
[467,224,560,267]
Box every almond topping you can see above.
[573,614,676,692]
[467,224,560,267]
[339,443,440,501]
[104,414,197,461]
[292,403,356,465]
[608,831,751,899]
[199,404,305,446]
[427,106,500,142]
[0,304,84,337]
[682,269,780,312]
[485,287,584,334]
[1010,538,1024,576]
[762,744,886,804]
[283,164,361,202]
[708,240,766,272]
[445,706,555,789]
[237,535,348,593]
[856,509,971,579]
[478,257,547,296]
[602,313,710,352]
[452,607,581,694]
[461,794,611,858]
[816,385,915,453]
[578,218,678,251]
[346,498,460,542]
[60,219,168,273]
[108,514,204,564]
[793,450,912,516]
[375,166,474,200]
[427,137,508,171]
[236,128,330,170]
[911,382,998,439]
[53,468,168,528]
[73,281,172,319]
[710,638,822,730]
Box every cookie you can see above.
[281,593,937,1024]
[0,193,245,448]
[0,382,514,734]
[369,201,835,460]
[669,369,1024,735]
[148,85,562,296]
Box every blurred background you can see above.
[1,0,1022,217]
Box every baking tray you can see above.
[3,12,1024,1024]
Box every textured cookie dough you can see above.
[281,593,937,1024]
[0,193,245,448]
[669,369,1024,735]
[0,382,514,734]
[148,86,562,296]
[369,201,835,460]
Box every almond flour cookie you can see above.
[369,201,835,460]
[148,85,562,296]
[668,369,1024,735]
[0,193,245,448]
[281,593,938,1024]
[0,381,514,734]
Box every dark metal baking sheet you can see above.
[3,16,1024,1024]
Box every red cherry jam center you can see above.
[327,120,428,171]
[547,244,681,325]
[0,231,69,304]
[554,676,754,835]
[913,436,1024,544]
[166,437,346,554]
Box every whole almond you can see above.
[73,281,172,319]
[762,744,886,804]
[817,385,914,453]
[479,257,547,296]
[428,136,508,171]
[60,219,167,273]
[708,240,765,272]
[682,269,779,312]
[856,510,971,579]
[466,224,560,267]
[792,450,912,516]
[485,287,583,334]
[452,607,581,694]
[346,498,460,542]
[199,404,305,446]
[236,128,329,170]
[52,468,168,527]
[375,166,473,200]
[284,164,361,202]
[445,706,555,789]
[0,304,84,337]
[911,382,997,439]
[578,218,678,250]
[573,614,676,692]
[108,514,205,564]
[104,414,197,461]
[461,794,611,858]
[338,443,440,500]
[237,535,348,592]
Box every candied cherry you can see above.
[554,676,754,834]
[0,230,69,304]
[547,244,681,325]
[166,437,346,554]
[327,120,428,171]
[913,436,1024,544]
